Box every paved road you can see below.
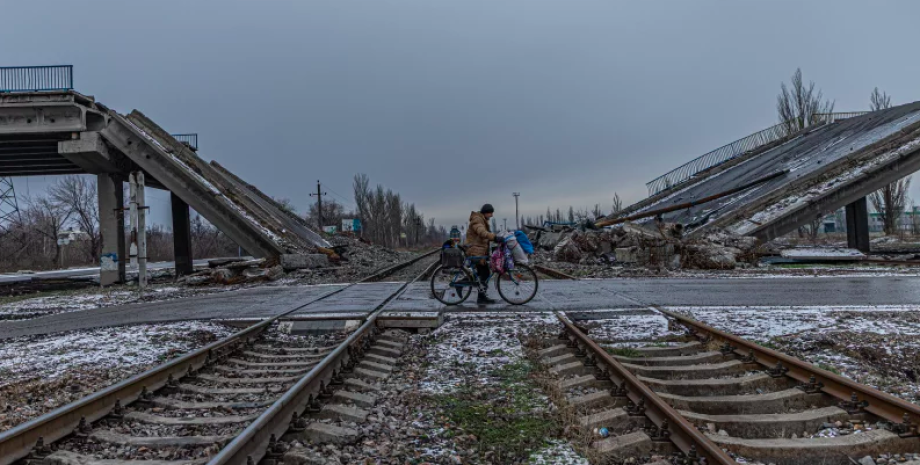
[3,276,920,339]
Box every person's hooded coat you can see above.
[466,211,496,256]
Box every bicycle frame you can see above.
[446,257,492,290]
[447,255,527,289]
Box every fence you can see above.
[171,133,198,151]
[645,112,870,196]
[0,65,73,93]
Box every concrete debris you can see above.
[526,223,757,271]
[207,257,256,268]
[179,262,283,286]
[779,247,866,261]
[280,253,330,271]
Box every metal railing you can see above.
[0,65,73,93]
[171,133,198,150]
[814,111,868,125]
[645,112,870,196]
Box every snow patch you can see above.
[0,321,234,386]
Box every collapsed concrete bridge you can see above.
[616,102,920,252]
[0,89,330,284]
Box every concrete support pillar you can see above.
[171,192,194,277]
[97,174,126,286]
[845,196,871,253]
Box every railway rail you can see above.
[544,305,920,464]
[0,250,439,465]
[532,264,579,280]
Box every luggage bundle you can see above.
[440,246,464,269]
[500,230,535,265]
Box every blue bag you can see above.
[514,230,534,254]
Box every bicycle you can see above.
[430,245,539,305]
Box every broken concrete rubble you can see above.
[180,259,283,286]
[525,222,757,270]
[280,254,330,271]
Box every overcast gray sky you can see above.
[3,0,920,230]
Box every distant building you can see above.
[817,206,920,234]
[868,206,920,233]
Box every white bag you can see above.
[510,242,529,264]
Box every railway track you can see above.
[541,306,920,464]
[0,250,439,465]
[532,264,579,280]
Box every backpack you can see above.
[441,247,464,269]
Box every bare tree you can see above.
[870,87,891,112]
[24,196,72,266]
[385,191,402,248]
[49,176,100,263]
[867,88,911,236]
[306,199,346,232]
[612,193,623,214]
[806,217,821,244]
[777,68,835,133]
[351,173,438,247]
[870,176,911,236]
[591,204,603,220]
[911,203,920,237]
[353,174,371,237]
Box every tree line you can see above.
[282,173,445,248]
[0,175,238,273]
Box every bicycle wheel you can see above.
[430,265,473,305]
[496,264,539,305]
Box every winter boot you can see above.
[477,286,497,305]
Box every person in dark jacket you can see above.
[467,204,503,304]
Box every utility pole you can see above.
[513,192,520,230]
[414,216,422,245]
[309,180,327,231]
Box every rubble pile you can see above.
[526,222,758,271]
[178,234,416,286]
[178,258,283,286]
